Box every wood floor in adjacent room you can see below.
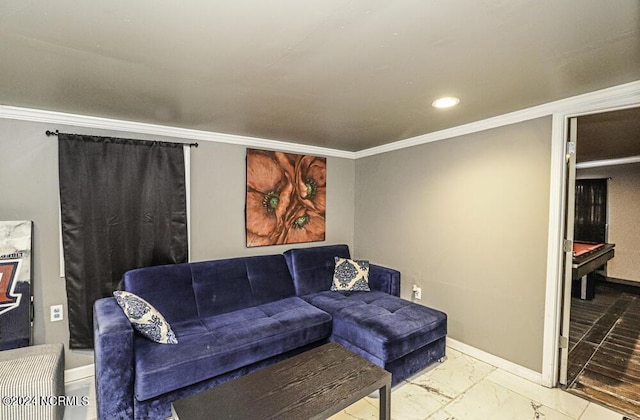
[567,281,640,420]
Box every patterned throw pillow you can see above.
[113,290,178,344]
[331,257,371,292]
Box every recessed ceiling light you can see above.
[432,97,460,109]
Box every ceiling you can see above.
[1,0,639,152]
[577,107,640,163]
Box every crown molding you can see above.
[577,155,640,169]
[0,105,355,159]
[355,80,640,159]
[2,80,639,160]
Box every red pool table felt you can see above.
[573,241,604,257]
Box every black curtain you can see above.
[58,134,188,349]
[574,178,608,243]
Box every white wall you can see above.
[0,118,355,368]
[354,117,553,372]
[190,141,355,261]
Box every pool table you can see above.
[572,241,615,300]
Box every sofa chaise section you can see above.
[284,244,447,386]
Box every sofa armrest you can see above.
[93,297,135,419]
[369,264,401,297]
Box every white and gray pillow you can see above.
[331,257,370,292]
[113,290,178,344]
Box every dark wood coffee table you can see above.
[170,342,391,420]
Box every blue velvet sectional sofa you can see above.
[93,244,447,419]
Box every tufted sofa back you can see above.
[283,244,351,296]
[121,254,296,323]
[122,263,196,324]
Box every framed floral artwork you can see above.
[246,149,326,247]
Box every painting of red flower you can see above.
[246,149,326,247]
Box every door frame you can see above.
[541,84,640,387]
[558,116,578,386]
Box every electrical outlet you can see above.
[412,285,422,300]
[51,304,63,322]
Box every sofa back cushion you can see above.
[191,254,296,318]
[283,244,351,296]
[122,263,197,324]
[122,254,296,322]
[245,255,297,306]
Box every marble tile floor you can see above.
[62,347,628,420]
[328,348,628,420]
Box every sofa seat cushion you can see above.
[133,297,332,401]
[303,291,447,363]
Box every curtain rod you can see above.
[45,130,198,147]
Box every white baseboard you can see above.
[446,337,543,386]
[65,363,94,384]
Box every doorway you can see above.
[560,106,640,418]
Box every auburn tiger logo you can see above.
[0,260,22,316]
